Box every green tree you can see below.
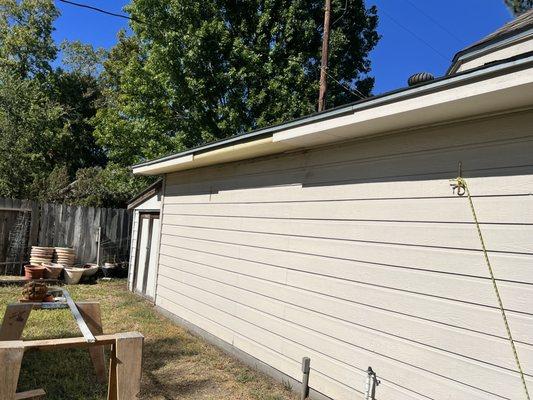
[94,0,379,165]
[60,39,107,78]
[47,41,108,175]
[0,68,64,198]
[64,164,151,208]
[504,0,532,15]
[0,0,58,77]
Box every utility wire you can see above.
[57,0,145,24]
[321,66,367,99]
[380,8,449,61]
[401,0,465,44]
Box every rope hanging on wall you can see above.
[451,175,531,400]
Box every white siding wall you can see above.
[156,110,533,400]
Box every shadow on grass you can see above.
[16,337,209,400]
[140,337,213,399]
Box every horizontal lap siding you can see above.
[157,110,533,400]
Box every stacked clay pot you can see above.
[53,247,76,268]
[29,246,54,265]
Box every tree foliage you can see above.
[0,0,144,207]
[94,0,380,165]
[0,67,64,198]
[0,0,58,77]
[504,0,532,15]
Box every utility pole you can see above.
[318,0,332,112]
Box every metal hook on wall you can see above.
[365,366,380,400]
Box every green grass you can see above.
[0,280,298,400]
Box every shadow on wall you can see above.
[165,111,533,198]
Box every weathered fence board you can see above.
[0,198,132,275]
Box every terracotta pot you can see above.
[24,265,45,280]
[43,294,54,302]
[42,263,64,279]
[63,267,84,285]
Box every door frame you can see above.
[132,212,160,300]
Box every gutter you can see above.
[132,53,533,175]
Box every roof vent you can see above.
[408,72,435,87]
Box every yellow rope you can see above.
[455,177,530,400]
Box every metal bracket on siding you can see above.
[364,367,380,400]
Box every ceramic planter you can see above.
[42,263,64,280]
[81,264,99,278]
[63,267,84,285]
[24,265,45,280]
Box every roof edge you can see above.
[448,23,533,75]
[127,179,162,210]
[133,52,533,174]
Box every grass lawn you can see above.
[0,280,298,400]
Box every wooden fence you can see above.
[0,198,132,275]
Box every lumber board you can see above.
[0,341,24,400]
[14,389,46,399]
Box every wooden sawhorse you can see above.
[0,332,143,400]
[0,302,107,383]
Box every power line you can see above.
[401,0,465,44]
[380,8,449,61]
[321,66,367,99]
[57,0,145,24]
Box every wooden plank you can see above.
[107,342,118,400]
[0,341,24,400]
[113,332,143,400]
[64,205,75,258]
[14,389,46,399]
[72,206,83,264]
[78,302,107,383]
[27,201,40,260]
[83,206,96,263]
[93,208,102,264]
[23,334,118,350]
[0,304,33,341]
[99,208,108,263]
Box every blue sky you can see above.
[53,0,513,94]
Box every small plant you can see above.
[282,379,292,392]
[236,370,256,383]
